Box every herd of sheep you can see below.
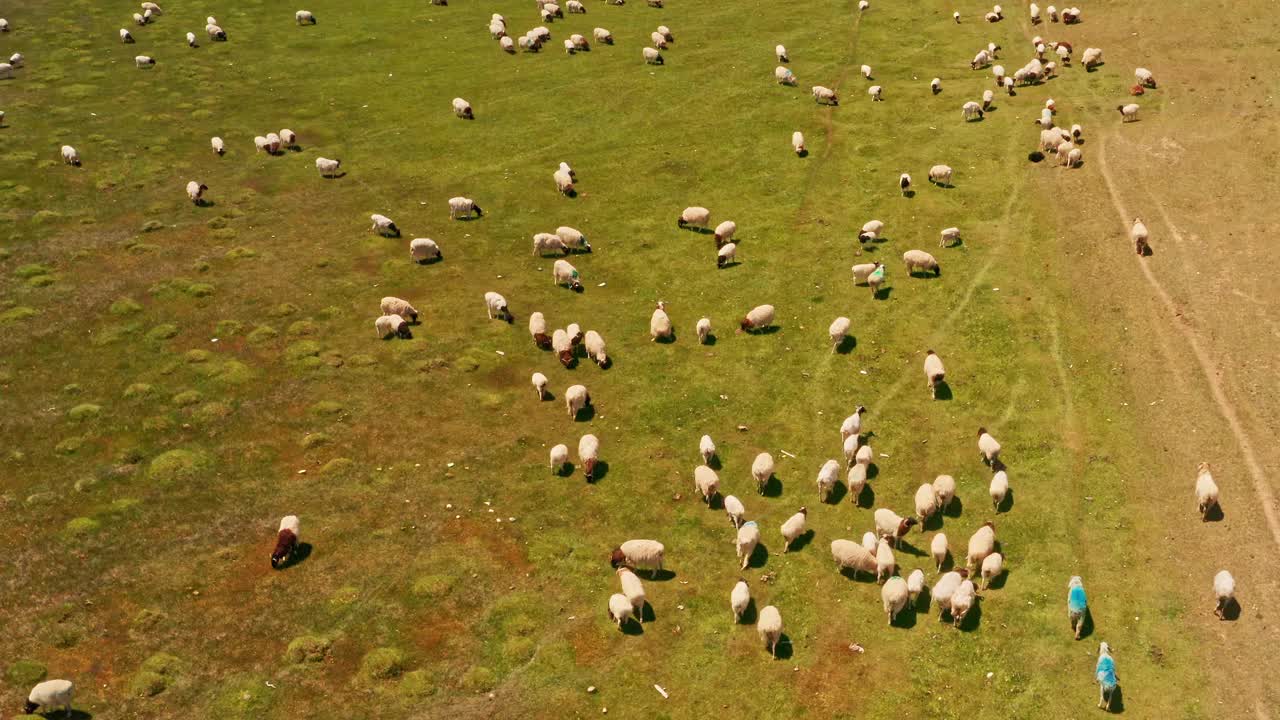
[0,0,1241,715]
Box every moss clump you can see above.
[129,671,168,697]
[284,341,321,361]
[214,320,243,336]
[6,659,47,686]
[360,648,406,680]
[320,458,355,477]
[284,635,332,664]
[185,349,211,363]
[147,448,211,484]
[299,433,329,449]
[246,325,278,344]
[309,401,344,416]
[287,320,317,337]
[213,360,254,385]
[55,436,85,454]
[27,275,55,287]
[398,670,434,698]
[123,383,153,398]
[412,574,455,600]
[171,390,202,407]
[225,246,257,259]
[13,263,51,278]
[146,323,180,341]
[184,283,214,298]
[194,402,232,422]
[67,403,102,421]
[110,297,143,315]
[460,666,497,692]
[141,220,165,232]
[0,306,38,323]
[64,517,100,535]
[269,303,300,317]
[142,416,175,433]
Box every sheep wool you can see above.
[410,237,442,262]
[578,434,599,481]
[775,44,788,62]
[990,467,1009,510]
[556,226,590,251]
[1195,462,1220,519]
[840,407,866,442]
[780,507,808,551]
[817,459,840,502]
[875,538,895,583]
[643,47,663,64]
[1213,570,1235,618]
[775,66,796,85]
[981,552,1004,589]
[694,464,720,504]
[741,304,775,332]
[757,605,783,656]
[933,474,956,510]
[375,314,411,339]
[928,164,953,186]
[882,575,908,624]
[650,301,672,341]
[831,539,877,578]
[584,330,607,367]
[874,508,916,544]
[859,219,884,242]
[846,463,868,504]
[699,434,716,464]
[931,532,949,570]
[611,539,664,572]
[752,452,775,494]
[723,494,745,528]
[714,220,737,245]
[907,568,926,603]
[950,579,976,626]
[565,384,590,419]
[904,249,940,276]
[25,680,74,716]
[484,291,511,322]
[552,259,583,291]
[924,350,946,397]
[448,196,482,220]
[915,483,938,529]
[1096,643,1118,709]
[966,522,996,571]
[380,297,418,322]
[554,168,574,194]
[452,97,473,119]
[296,10,316,24]
[617,567,647,617]
[861,532,878,554]
[549,442,568,473]
[696,317,712,344]
[717,242,737,268]
[608,593,634,629]
[1068,576,1088,638]
[828,317,851,352]
[978,427,1002,463]
[731,579,751,623]
[315,157,341,177]
[812,85,838,104]
[736,521,760,570]
[370,213,399,236]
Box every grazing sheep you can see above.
[972,50,992,69]
[1067,148,1083,167]
[904,249,940,276]
[647,0,664,6]
[758,605,783,656]
[484,291,512,322]
[1117,103,1140,123]
[1071,123,1083,142]
[812,85,838,105]
[549,442,567,472]
[907,569,926,605]
[24,680,74,717]
[187,32,197,47]
[563,39,576,54]
[370,214,399,237]
[990,465,1009,509]
[135,12,148,25]
[859,219,884,242]
[882,575,908,623]
[694,464,720,504]
[409,237,442,263]
[867,85,883,101]
[296,10,316,24]
[940,226,961,247]
[966,521,996,571]
[828,317,851,353]
[570,33,589,50]
[567,0,585,12]
[1063,6,1081,22]
[740,304,775,332]
[775,66,796,85]
[1067,576,1088,638]
[650,31,667,49]
[1135,67,1156,88]
[931,532,949,570]
[185,180,208,204]
[446,197,482,220]
[775,44,788,62]
[1095,643,1118,710]
[716,242,737,268]
[723,494,745,528]
[210,136,225,155]
[736,521,760,569]
[553,259,583,291]
[499,36,515,52]
[927,164,953,186]
[583,330,607,368]
[593,27,612,44]
[831,539,878,578]
[874,508,917,546]
[978,427,1001,463]
[271,515,300,568]
[953,11,960,22]
[875,538,896,583]
[518,35,541,52]
[206,24,226,40]
[565,384,590,419]
[931,77,941,94]
[697,434,716,465]
[859,0,869,8]
[731,579,751,622]
[714,220,737,246]
[61,145,80,166]
[949,578,976,626]
[861,64,872,80]
[933,475,957,511]
[1213,570,1235,618]
[533,372,550,401]
[678,206,711,229]
[552,329,574,367]
[817,459,840,502]
[846,463,868,504]
[899,173,911,195]
[866,263,886,297]
[985,11,999,21]
[554,168,575,195]
[1195,462,1220,520]
[616,566,646,618]
[650,301,672,341]
[981,552,1004,589]
[752,453,774,494]
[608,593,634,629]
[915,483,938,529]
[533,232,569,256]
[527,312,551,350]
[789,131,806,157]
[610,539,665,573]
[1131,218,1149,254]
[1030,2,1041,22]
[135,55,156,68]
[265,132,282,153]
[577,434,600,481]
[1004,76,1015,94]
[643,47,663,64]
[1048,5,1058,21]
[851,261,879,285]
[840,406,867,442]
[962,100,984,121]
[206,16,218,25]
[142,1,163,12]
[1082,47,1103,69]
[696,317,712,344]
[780,507,807,551]
[452,97,473,119]
[121,28,134,42]
[315,157,341,177]
[375,314,412,339]
[861,532,878,554]
[932,570,966,618]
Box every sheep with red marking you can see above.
[579,434,600,481]
[740,304,775,332]
[271,515,300,568]
[874,508,917,546]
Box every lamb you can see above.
[1117,103,1140,123]
[370,213,399,237]
[714,220,737,246]
[1195,462,1220,520]
[855,442,873,468]
[940,226,961,248]
[206,24,226,40]
[608,593,634,629]
[882,575,908,624]
[990,464,1009,510]
[780,507,807,551]
[583,330,608,367]
[1213,570,1235,618]
[899,173,911,195]
[966,521,996,571]
[563,39,576,54]
[528,312,551,349]
[861,64,872,80]
[650,31,667,49]
[694,465,720,504]
[578,434,600,480]
[296,10,316,24]
[930,77,941,94]
[1067,148,1083,167]
[1067,576,1088,639]
[931,532,949,570]
[717,243,737,268]
[534,373,549,401]
[1095,643,1118,710]
[555,226,589,252]
[552,259,583,291]
[187,32,197,47]
[812,85,838,105]
[375,314,412,339]
[271,515,300,568]
[875,538,896,583]
[933,474,956,511]
[775,44,788,63]
[949,578,976,626]
[828,317,851,353]
[135,55,157,68]
[567,0,586,12]
[61,145,80,166]
[840,406,866,442]
[907,569,926,606]
[817,459,840,502]
[696,317,712,344]
[874,508,917,546]
[1131,218,1149,254]
[24,680,75,716]
[121,28,134,42]
[1082,47,1103,70]
[186,180,208,204]
[1135,67,1156,88]
[962,101,984,121]
[452,97,473,119]
[678,206,711,229]
[593,27,612,44]
[554,168,575,195]
[650,301,672,341]
[723,494,745,528]
[565,384,590,419]
[932,569,966,618]
[978,427,1001,463]
[740,304,775,332]
[448,196,482,220]
[971,50,992,69]
[867,85,883,101]
[904,249,940,276]
[927,164,953,186]
[915,483,939,530]
[731,579,751,622]
[610,539,664,573]
[775,66,796,85]
[981,551,1004,589]
[409,237,442,263]
[858,219,884,242]
[752,452,774,494]
[736,521,760,569]
[316,157,341,177]
[758,605,783,656]
[1071,123,1083,141]
[861,532,878,554]
[549,442,567,473]
[643,47,663,65]
[831,539,878,578]
[484,292,512,322]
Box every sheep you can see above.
[775,66,796,85]
[551,260,583,292]
[570,33,589,50]
[717,243,737,268]
[185,180,208,204]
[1095,643,1118,710]
[296,10,316,24]
[1045,60,1057,77]
[1117,103,1140,123]
[567,0,586,12]
[858,219,884,242]
[548,442,568,473]
[1081,47,1103,70]
[264,132,283,154]
[861,64,872,80]
[927,165,953,186]
[615,566,647,619]
[723,494,745,529]
[977,427,1001,464]
[882,575,908,623]
[827,317,851,353]
[971,50,992,69]
[874,508,917,546]
[694,464,720,504]
[206,24,226,40]
[907,569,926,605]
[904,249,940,277]
[714,220,737,246]
[610,539,664,573]
[758,605,783,656]
[531,26,551,42]
[563,39,576,54]
[932,474,957,513]
[966,521,996,571]
[533,232,568,257]
[696,317,712,344]
[581,330,607,368]
[990,465,1009,510]
[812,85,838,105]
[650,31,668,49]
[1063,6,1081,23]
[981,552,1004,589]
[0,18,7,31]
[552,329,574,368]
[691,434,716,466]
[780,508,808,551]
[1048,5,1058,21]
[527,312,551,350]
[875,538,896,583]
[593,27,612,44]
[484,291,512,322]
[608,593,634,629]
[736,521,760,570]
[867,263,886,297]
[135,55,157,68]
[831,539,878,578]
[731,579,751,622]
[932,570,966,618]
[867,85,883,101]
[840,406,866,442]
[650,301,672,341]
[370,214,400,237]
[854,442,873,471]
[740,304,775,332]
[316,157,341,177]
[775,44,788,63]
[206,16,218,25]
[271,515,300,568]
[375,314,412,339]
[931,532,949,571]
[846,463,867,504]
[914,483,939,530]
[451,97,473,119]
[1213,570,1236,618]
[899,173,911,195]
[533,373,550,402]
[1030,2,1041,22]
[1194,461,1221,520]
[752,453,774,494]
[1131,218,1149,254]
[499,36,515,52]
[142,1,163,12]
[565,384,590,419]
[930,77,941,94]
[61,145,80,166]
[572,433,599,481]
[1040,108,1056,129]
[939,227,961,248]
[1135,67,1156,88]
[1067,148,1083,167]
[949,578,976,626]
[186,32,197,47]
[1070,123,1083,142]
[1067,576,1088,638]
[954,11,960,22]
[787,131,806,157]
[546,3,564,17]
[553,168,575,195]
[985,11,999,22]
[962,101,984,121]
[851,261,880,285]
[1040,128,1067,152]
[643,47,663,65]
[409,237,442,263]
[121,28,134,42]
[858,0,869,8]
[135,12,148,25]
[678,206,711,229]
[1004,76,1015,95]
[817,459,840,502]
[518,35,540,52]
[24,680,74,716]
[861,532,878,554]
[647,0,664,6]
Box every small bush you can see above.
[246,325,278,344]
[284,635,332,664]
[320,457,355,477]
[309,401,344,415]
[6,659,47,686]
[146,323,180,341]
[141,220,165,232]
[185,349,211,363]
[171,390,202,407]
[55,436,85,454]
[123,383,153,398]
[460,665,497,692]
[225,246,257,259]
[214,320,244,336]
[67,403,102,421]
[398,670,435,698]
[360,648,406,680]
[14,263,51,278]
[110,297,143,315]
[300,433,329,449]
[129,670,168,697]
[270,303,300,317]
[0,306,38,323]
[148,448,211,484]
[64,517,100,535]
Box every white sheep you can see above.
[608,593,634,629]
[981,552,1004,589]
[757,605,783,656]
[694,464,720,504]
[380,297,419,322]
[678,206,710,229]
[564,384,591,420]
[1135,67,1157,88]
[409,237,442,263]
[206,16,218,25]
[528,312,550,350]
[874,508,917,545]
[791,130,805,155]
[554,168,574,195]
[817,459,840,502]
[1030,2,1041,22]
[736,521,760,570]
[61,145,80,166]
[121,28,134,42]
[775,44,788,63]
[930,77,941,94]
[134,12,148,25]
[563,39,576,54]
[484,291,512,322]
[775,66,796,85]
[972,49,992,69]
[1067,147,1082,168]
[914,483,938,530]
[1048,5,1058,21]
[882,575,908,624]
[650,301,672,341]
[846,463,867,504]
[831,539,877,578]
[1082,47,1103,69]
[723,494,745,528]
[1071,123,1083,141]
[314,157,341,177]
[254,136,271,153]
[714,220,737,245]
[642,47,663,65]
[1214,570,1235,618]
[567,0,586,12]
[731,579,751,623]
[990,466,1009,510]
[953,11,960,22]
[985,11,999,21]
[933,570,965,618]
[206,24,226,40]
[1096,643,1118,710]
[740,304,775,332]
[717,242,737,268]
[374,314,411,339]
[899,173,911,195]
[780,507,808,551]
[447,196,481,220]
[752,452,774,494]
[370,213,399,237]
[861,532,878,554]
[851,262,879,286]
[858,219,884,242]
[1117,103,1140,123]
[583,330,607,367]
[840,406,866,442]
[296,10,316,24]
[939,228,961,249]
[649,31,667,49]
[696,317,712,344]
[552,259,583,291]
[1067,576,1088,638]
[875,538,896,583]
[135,55,157,68]
[185,180,208,204]
[927,164,953,186]
[962,100,984,121]
[966,521,996,571]
[593,27,612,44]
[265,132,283,153]
[698,434,716,465]
[828,317,851,353]
[907,569,926,605]
[931,532,949,570]
[858,0,869,9]
[534,372,550,402]
[1195,462,1220,520]
[0,19,8,31]
[24,680,74,716]
[570,33,589,50]
[617,566,646,618]
[611,540,665,573]
[861,64,872,80]
[452,97,473,119]
[549,442,567,473]
[867,85,883,101]
[949,578,976,626]
[186,32,197,47]
[1131,218,1149,254]
[978,427,1001,463]
[142,1,163,13]
[533,232,568,256]
[904,249,940,276]
[812,85,838,105]
[500,36,515,52]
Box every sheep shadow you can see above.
[589,460,609,483]
[645,568,676,582]
[322,171,347,179]
[653,332,676,344]
[938,552,955,572]
[902,190,916,199]
[893,603,919,629]
[866,463,880,480]
[797,149,809,158]
[825,482,847,505]
[894,538,925,557]
[705,494,723,511]
[834,336,857,354]
[943,496,963,518]
[414,256,444,266]
[738,598,758,625]
[996,487,1014,513]
[540,391,556,402]
[1087,62,1105,72]
[787,529,815,553]
[914,587,933,614]
[907,268,943,280]
[986,567,1009,590]
[278,542,313,570]
[760,475,782,497]
[288,144,304,152]
[1203,504,1225,522]
[873,286,893,300]
[745,326,782,336]
[573,404,596,422]
[923,512,944,533]
[557,461,575,477]
[1139,244,1154,257]
[933,381,953,401]
[193,199,215,208]
[1220,597,1241,621]
[620,618,645,635]
[708,455,722,471]
[563,189,578,199]
[838,567,877,584]
[1077,608,1095,640]
[702,334,717,346]
[717,260,742,270]
[640,602,657,623]
[745,542,770,569]
[1107,686,1126,713]
[956,601,983,632]
[856,484,875,508]
[772,633,794,660]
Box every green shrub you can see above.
[360,648,406,680]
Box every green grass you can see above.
[0,0,1209,718]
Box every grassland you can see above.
[0,0,1271,718]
